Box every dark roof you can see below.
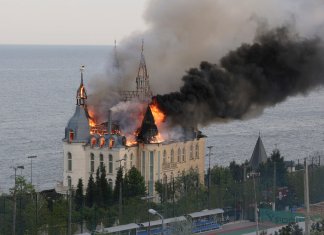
[249,136,268,170]
[137,106,158,143]
[65,106,90,142]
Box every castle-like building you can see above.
[57,46,206,198]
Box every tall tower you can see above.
[136,40,152,102]
[119,40,153,102]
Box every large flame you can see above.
[150,101,166,125]
[149,101,166,143]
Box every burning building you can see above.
[58,48,206,198]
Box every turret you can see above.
[64,66,90,143]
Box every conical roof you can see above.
[249,136,268,170]
[137,106,158,144]
[65,106,90,142]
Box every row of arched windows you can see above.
[162,144,199,164]
[88,152,134,174]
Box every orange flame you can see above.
[149,101,166,143]
[149,102,166,125]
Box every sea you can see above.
[0,45,323,193]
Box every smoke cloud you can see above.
[87,0,324,126]
[155,27,324,127]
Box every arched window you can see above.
[130,153,133,167]
[163,174,167,184]
[190,144,193,160]
[91,137,96,147]
[100,154,104,169]
[177,148,181,162]
[108,179,113,187]
[67,176,72,188]
[90,153,94,173]
[124,154,127,169]
[108,154,113,174]
[163,150,167,164]
[67,152,72,171]
[99,138,105,147]
[69,131,74,142]
[170,149,174,163]
[195,144,199,159]
[182,148,186,162]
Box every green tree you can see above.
[276,222,303,235]
[114,167,123,202]
[95,167,102,206]
[85,174,95,207]
[74,178,84,211]
[123,166,146,198]
[99,165,112,207]
[229,161,244,182]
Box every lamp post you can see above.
[148,209,164,235]
[141,195,155,235]
[12,165,24,235]
[116,158,126,220]
[27,155,37,185]
[247,171,260,235]
[207,146,213,209]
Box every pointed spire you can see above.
[76,65,87,106]
[141,38,144,53]
[80,65,85,85]
[249,135,268,170]
[113,40,120,69]
[137,105,158,143]
[136,39,152,101]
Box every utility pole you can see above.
[248,171,260,235]
[207,146,213,209]
[12,165,24,235]
[273,162,276,211]
[27,155,37,185]
[304,158,310,235]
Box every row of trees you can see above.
[1,149,324,234]
[76,165,147,209]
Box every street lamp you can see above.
[142,195,155,235]
[11,165,24,235]
[27,155,37,185]
[148,209,164,235]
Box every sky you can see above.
[0,0,148,45]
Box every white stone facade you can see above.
[62,137,206,198]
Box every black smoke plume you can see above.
[155,27,324,127]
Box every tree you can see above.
[276,223,303,235]
[99,165,112,207]
[113,167,123,202]
[229,161,244,182]
[95,167,102,206]
[74,178,84,211]
[10,176,35,195]
[85,174,95,207]
[123,166,146,198]
[311,218,324,234]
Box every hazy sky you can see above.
[0,0,148,45]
